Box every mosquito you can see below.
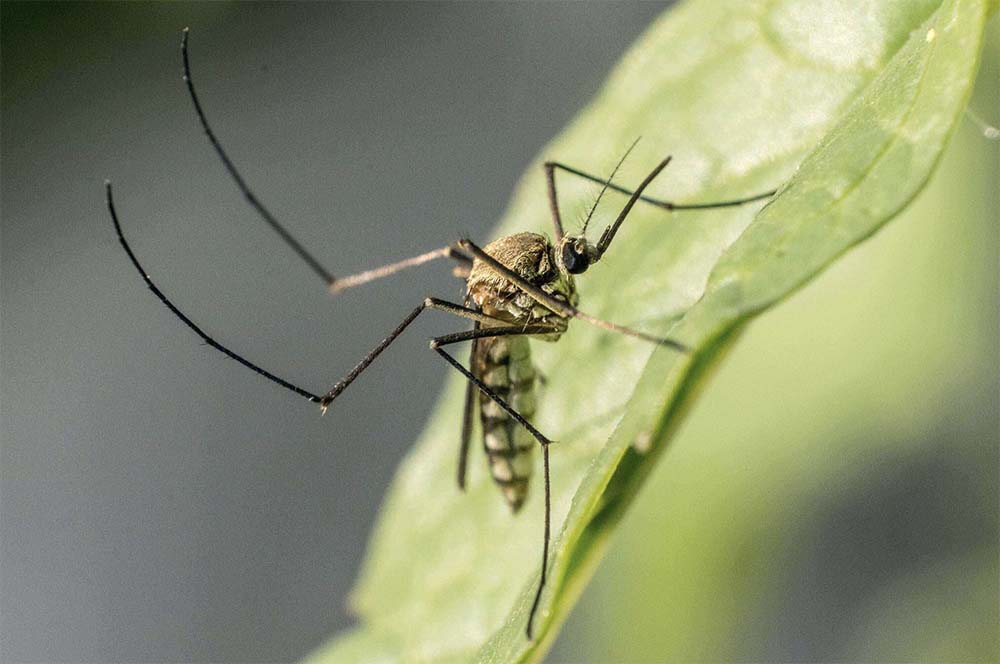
[105,29,776,640]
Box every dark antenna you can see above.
[595,156,673,257]
[580,137,641,236]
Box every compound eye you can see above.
[561,241,589,275]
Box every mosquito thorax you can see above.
[466,232,577,326]
[558,235,600,275]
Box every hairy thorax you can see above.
[466,232,576,337]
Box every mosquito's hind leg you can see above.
[181,28,471,295]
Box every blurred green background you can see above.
[549,18,999,663]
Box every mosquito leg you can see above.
[110,184,499,410]
[455,314,549,489]
[457,321,479,491]
[530,441,551,641]
[546,160,776,211]
[181,28,333,285]
[106,182,323,404]
[456,239,688,351]
[424,298,505,327]
[328,247,472,295]
[431,344,551,464]
[181,29,471,293]
[432,339,554,641]
[545,156,567,242]
[430,325,560,348]
[318,298,509,410]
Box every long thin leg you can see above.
[432,333,556,641]
[546,160,776,213]
[433,345,551,449]
[329,248,471,295]
[457,321,479,491]
[531,443,551,641]
[181,28,332,285]
[453,325,556,489]
[181,28,471,294]
[456,239,687,351]
[544,158,566,242]
[430,324,560,348]
[318,298,509,410]
[107,181,323,404]
[110,185,506,410]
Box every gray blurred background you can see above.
[1,2,669,662]
[3,3,998,664]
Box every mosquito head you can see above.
[558,234,600,275]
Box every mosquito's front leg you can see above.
[456,239,688,351]
[545,160,776,213]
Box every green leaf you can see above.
[308,0,987,661]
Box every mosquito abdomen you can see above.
[476,335,537,512]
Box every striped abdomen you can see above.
[474,334,537,512]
